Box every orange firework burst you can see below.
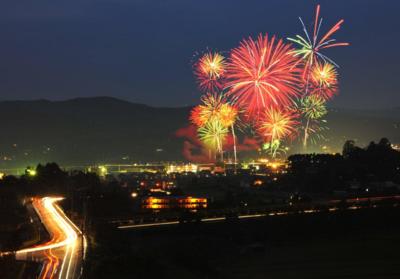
[200,93,224,119]
[195,52,226,93]
[311,62,337,88]
[258,107,298,142]
[190,105,208,127]
[226,34,302,118]
[219,103,238,128]
[190,93,224,128]
[310,61,338,100]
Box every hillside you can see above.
[0,97,398,168]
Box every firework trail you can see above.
[298,95,328,147]
[218,103,239,166]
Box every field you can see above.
[86,207,400,278]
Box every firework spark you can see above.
[226,34,301,117]
[194,52,226,93]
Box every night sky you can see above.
[0,0,398,109]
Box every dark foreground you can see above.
[85,206,400,279]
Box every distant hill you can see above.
[325,107,400,150]
[0,97,190,168]
[0,97,398,168]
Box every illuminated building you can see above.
[87,164,165,175]
[139,180,175,190]
[392,144,400,151]
[87,165,108,177]
[25,168,37,177]
[167,163,198,174]
[197,164,225,174]
[142,196,207,210]
[253,179,263,186]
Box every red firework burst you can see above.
[310,83,337,100]
[226,34,302,118]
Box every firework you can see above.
[198,119,229,155]
[305,119,328,145]
[190,93,224,128]
[186,4,348,160]
[226,34,301,117]
[262,139,291,157]
[287,4,349,73]
[258,107,298,144]
[299,95,328,147]
[300,95,327,120]
[310,61,338,100]
[288,5,347,148]
[258,106,298,158]
[194,52,226,93]
[311,62,337,88]
[219,103,238,128]
[200,93,224,121]
[190,106,207,127]
[218,102,239,166]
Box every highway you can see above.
[15,197,87,279]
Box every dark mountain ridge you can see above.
[0,97,398,168]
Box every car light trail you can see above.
[202,217,226,222]
[118,221,180,229]
[17,198,77,254]
[15,197,84,279]
[238,214,266,219]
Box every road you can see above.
[15,197,87,279]
[117,209,323,230]
[118,195,400,230]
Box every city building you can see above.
[142,196,207,210]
